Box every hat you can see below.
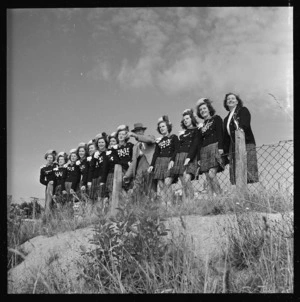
[117,124,129,132]
[69,148,77,154]
[77,142,87,148]
[196,98,208,107]
[87,140,94,148]
[57,151,68,161]
[182,108,193,115]
[131,123,147,132]
[108,131,117,140]
[94,132,108,145]
[44,149,57,160]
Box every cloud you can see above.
[86,59,111,81]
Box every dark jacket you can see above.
[223,106,256,154]
[87,150,109,183]
[61,162,81,191]
[187,115,224,161]
[53,165,67,189]
[40,163,58,187]
[77,158,89,187]
[151,134,180,166]
[116,142,134,171]
[102,148,120,181]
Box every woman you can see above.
[171,109,198,200]
[188,98,224,197]
[76,142,89,200]
[223,93,259,184]
[148,116,179,203]
[61,149,81,204]
[104,132,120,197]
[115,125,134,191]
[40,149,57,214]
[53,151,68,205]
[87,133,109,202]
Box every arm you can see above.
[39,168,47,186]
[134,133,156,144]
[81,162,89,187]
[238,107,251,132]
[100,154,109,184]
[150,143,160,167]
[61,166,67,191]
[187,129,199,161]
[215,115,224,151]
[71,165,81,191]
[170,135,180,162]
[87,156,95,183]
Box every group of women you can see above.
[40,92,259,212]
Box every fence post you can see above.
[108,164,123,218]
[235,129,248,197]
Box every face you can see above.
[199,104,210,119]
[118,130,127,142]
[183,115,192,128]
[226,94,238,108]
[109,138,117,147]
[46,154,54,165]
[89,144,96,155]
[159,122,168,135]
[78,147,86,158]
[70,153,77,162]
[58,156,65,166]
[134,129,145,136]
[97,138,106,150]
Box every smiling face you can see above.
[226,94,239,109]
[97,138,106,151]
[118,130,127,143]
[88,144,96,155]
[58,156,65,166]
[199,104,211,120]
[70,153,77,162]
[109,137,117,147]
[159,122,168,135]
[46,154,54,165]
[183,114,192,128]
[78,147,86,159]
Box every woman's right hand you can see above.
[87,182,92,189]
[148,166,153,173]
[197,160,201,167]
[62,190,67,195]
[81,186,86,191]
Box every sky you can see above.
[7,7,293,200]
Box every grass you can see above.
[7,186,294,293]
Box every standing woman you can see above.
[115,125,134,191]
[40,149,57,214]
[87,133,109,202]
[171,109,198,200]
[53,151,68,205]
[188,98,225,197]
[223,93,259,184]
[104,132,119,198]
[76,142,89,200]
[148,116,179,203]
[61,149,81,204]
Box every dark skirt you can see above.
[106,172,114,193]
[172,152,198,177]
[153,157,172,180]
[229,142,259,185]
[199,142,225,173]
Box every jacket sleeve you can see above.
[170,135,180,162]
[150,143,160,167]
[124,144,137,179]
[136,134,156,144]
[71,165,81,190]
[215,115,224,150]
[100,154,109,184]
[87,157,95,183]
[238,107,251,132]
[187,129,201,161]
[61,167,67,191]
[82,163,89,187]
[39,168,47,186]
[223,116,230,155]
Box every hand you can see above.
[62,190,67,195]
[123,176,129,184]
[128,131,137,138]
[148,166,153,173]
[168,161,174,170]
[49,180,54,185]
[218,149,224,155]
[87,182,92,188]
[81,186,86,191]
[197,160,201,167]
[70,189,75,194]
[100,182,105,186]
[184,158,190,166]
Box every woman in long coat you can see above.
[222,92,259,185]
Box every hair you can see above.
[157,120,172,134]
[223,92,244,111]
[57,154,67,164]
[68,151,78,161]
[76,145,88,159]
[180,109,198,129]
[109,135,119,144]
[44,150,56,161]
[95,132,109,149]
[196,98,216,119]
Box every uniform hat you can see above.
[157,115,171,124]
[117,124,129,132]
[69,148,77,154]
[182,108,194,115]
[94,132,108,145]
[108,131,117,140]
[87,140,94,148]
[77,142,87,148]
[57,151,68,161]
[44,149,57,160]
[196,98,208,107]
[131,123,147,132]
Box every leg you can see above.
[45,182,54,215]
[163,177,173,204]
[183,172,194,201]
[205,172,213,197]
[208,167,222,195]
